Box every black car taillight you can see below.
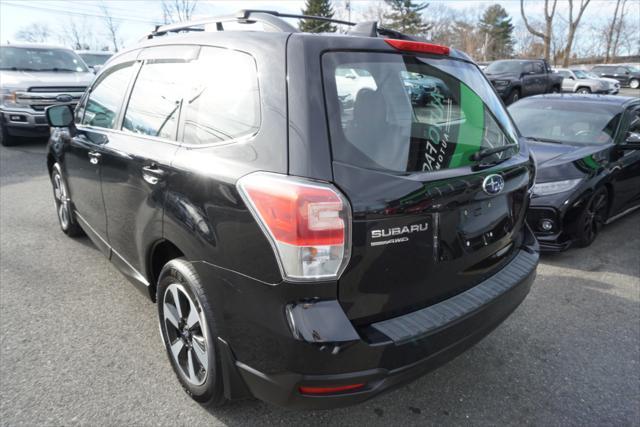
[237,172,352,282]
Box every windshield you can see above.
[0,47,89,72]
[509,100,622,146]
[79,53,111,67]
[485,61,523,74]
[573,70,590,79]
[323,52,519,173]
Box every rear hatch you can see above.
[322,49,532,324]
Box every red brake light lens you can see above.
[241,183,344,246]
[384,39,450,56]
[237,172,352,282]
[298,383,365,395]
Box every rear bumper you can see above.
[194,228,539,409]
[240,248,537,409]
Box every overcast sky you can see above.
[0,0,637,53]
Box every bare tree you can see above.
[15,23,51,43]
[162,0,198,24]
[99,1,120,52]
[560,0,591,66]
[604,0,623,62]
[520,0,557,61]
[59,18,94,50]
[610,0,630,60]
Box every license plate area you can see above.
[459,196,513,251]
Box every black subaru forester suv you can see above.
[45,10,539,410]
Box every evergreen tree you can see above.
[479,4,514,60]
[299,0,337,33]
[384,0,430,35]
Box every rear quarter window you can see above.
[323,52,518,173]
[181,47,260,145]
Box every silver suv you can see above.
[0,44,94,146]
[555,68,620,95]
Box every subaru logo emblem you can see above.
[482,174,505,195]
[55,94,73,103]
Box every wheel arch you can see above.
[147,239,185,302]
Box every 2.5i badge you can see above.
[370,222,429,247]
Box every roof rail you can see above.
[145,9,417,41]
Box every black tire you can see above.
[50,164,84,237]
[575,187,608,248]
[0,123,17,147]
[629,79,639,89]
[576,87,591,94]
[157,258,226,408]
[506,89,520,105]
[550,86,560,93]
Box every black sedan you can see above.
[509,94,640,252]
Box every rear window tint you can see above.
[323,52,518,173]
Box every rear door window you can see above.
[323,52,518,173]
[122,61,191,140]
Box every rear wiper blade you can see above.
[526,136,562,144]
[471,144,518,162]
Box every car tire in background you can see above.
[50,163,84,237]
[576,87,591,94]
[629,79,639,89]
[506,89,520,105]
[575,187,608,248]
[0,123,17,147]
[157,258,226,408]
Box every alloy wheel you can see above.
[630,79,639,89]
[163,283,209,386]
[583,191,607,244]
[53,171,70,230]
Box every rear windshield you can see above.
[323,52,518,173]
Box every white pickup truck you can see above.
[0,43,94,146]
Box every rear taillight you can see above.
[237,172,351,282]
[384,39,450,55]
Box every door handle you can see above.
[142,165,166,185]
[88,151,101,165]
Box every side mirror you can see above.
[620,132,640,150]
[568,76,575,80]
[625,131,640,144]
[46,105,74,127]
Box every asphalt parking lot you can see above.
[1,132,639,425]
